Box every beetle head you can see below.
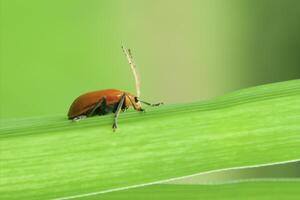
[125,93,143,111]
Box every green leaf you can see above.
[1,79,300,199]
[83,180,300,200]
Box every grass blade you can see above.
[1,79,300,199]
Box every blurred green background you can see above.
[1,0,300,119]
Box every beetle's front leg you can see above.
[112,94,126,131]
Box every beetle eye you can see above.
[134,97,139,103]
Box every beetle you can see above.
[68,46,162,130]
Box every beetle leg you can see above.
[87,97,106,117]
[112,94,126,131]
[72,115,87,122]
[99,97,108,115]
[140,100,163,107]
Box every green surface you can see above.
[85,181,300,200]
[1,1,300,199]
[1,79,300,199]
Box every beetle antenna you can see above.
[122,46,141,98]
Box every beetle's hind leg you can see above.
[87,97,107,117]
[72,115,87,122]
[72,97,106,122]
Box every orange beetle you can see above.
[68,47,162,130]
